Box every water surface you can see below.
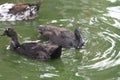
[0,0,120,80]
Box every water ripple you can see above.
[100,33,116,58]
[81,28,120,70]
[107,0,118,3]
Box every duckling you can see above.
[37,25,84,49]
[0,0,43,21]
[1,28,62,61]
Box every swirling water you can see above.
[0,0,120,80]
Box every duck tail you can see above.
[36,0,43,7]
[51,46,62,59]
[74,27,85,49]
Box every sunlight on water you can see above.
[82,29,120,70]
[104,6,120,19]
[113,19,120,29]
[101,32,116,57]
[47,18,76,28]
[107,0,118,3]
[89,17,98,25]
[40,73,59,78]
[100,17,120,29]
[0,0,120,80]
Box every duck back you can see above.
[1,27,62,61]
[12,43,39,59]
[12,42,62,60]
[37,25,84,49]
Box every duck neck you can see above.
[10,35,20,49]
[75,37,83,49]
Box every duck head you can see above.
[1,28,17,37]
[1,28,20,49]
[74,27,84,49]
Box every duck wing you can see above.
[37,26,75,48]
[20,43,51,60]
[11,43,40,59]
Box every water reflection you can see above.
[113,19,120,29]
[89,17,98,25]
[80,26,120,71]
[40,73,59,78]
[102,6,120,29]
[107,0,118,3]
[0,0,120,80]
[104,6,120,19]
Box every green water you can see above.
[0,0,120,80]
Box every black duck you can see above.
[37,25,84,49]
[1,28,62,61]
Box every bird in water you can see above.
[37,25,85,49]
[0,0,43,21]
[1,27,62,61]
